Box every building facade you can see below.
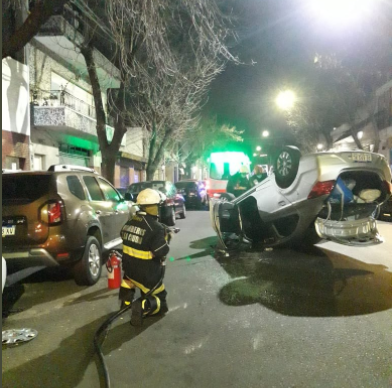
[332,80,392,169]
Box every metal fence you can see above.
[32,90,96,120]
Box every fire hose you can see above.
[94,226,179,388]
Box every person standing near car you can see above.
[250,165,268,186]
[226,165,252,198]
[119,188,170,325]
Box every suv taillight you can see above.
[307,180,335,199]
[40,201,63,225]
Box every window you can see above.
[166,183,176,197]
[129,183,142,194]
[98,179,121,202]
[3,175,52,204]
[67,176,86,200]
[83,176,104,201]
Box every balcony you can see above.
[32,90,97,137]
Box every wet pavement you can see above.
[2,212,392,388]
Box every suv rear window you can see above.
[2,174,52,204]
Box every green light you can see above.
[186,256,191,262]
[210,151,250,176]
[169,257,175,262]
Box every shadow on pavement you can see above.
[175,236,216,261]
[63,288,116,306]
[2,267,111,317]
[2,314,112,388]
[215,246,392,317]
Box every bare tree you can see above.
[174,116,244,173]
[104,0,237,181]
[2,0,70,59]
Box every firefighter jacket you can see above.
[121,211,169,292]
[226,172,251,197]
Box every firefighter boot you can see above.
[119,284,135,310]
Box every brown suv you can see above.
[2,165,134,285]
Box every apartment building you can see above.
[332,80,392,168]
[2,3,153,187]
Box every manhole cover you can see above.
[2,328,38,345]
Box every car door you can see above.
[170,183,183,213]
[82,175,114,245]
[97,178,129,244]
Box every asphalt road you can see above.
[2,212,392,388]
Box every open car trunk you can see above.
[314,171,388,246]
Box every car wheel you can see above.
[74,236,102,286]
[274,146,301,189]
[220,193,236,202]
[164,207,176,226]
[180,204,186,219]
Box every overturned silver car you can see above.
[210,147,392,249]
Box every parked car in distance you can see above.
[2,165,135,286]
[125,180,186,226]
[175,180,207,209]
[211,147,392,250]
[116,187,127,198]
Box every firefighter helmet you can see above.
[239,165,249,174]
[136,189,161,205]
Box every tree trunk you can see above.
[2,0,69,59]
[370,116,380,153]
[322,130,333,150]
[350,127,363,150]
[146,128,173,180]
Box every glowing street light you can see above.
[276,90,296,111]
[256,145,262,151]
[308,0,373,25]
[262,130,269,138]
[317,143,324,150]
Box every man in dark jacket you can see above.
[119,188,169,325]
[250,165,268,186]
[226,165,251,197]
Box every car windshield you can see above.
[175,182,197,189]
[128,181,166,194]
[2,174,52,204]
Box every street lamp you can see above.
[262,130,269,138]
[276,90,296,111]
[317,143,324,150]
[308,0,373,25]
[256,145,262,151]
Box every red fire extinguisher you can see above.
[106,251,122,289]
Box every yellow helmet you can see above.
[136,188,161,205]
[239,165,249,174]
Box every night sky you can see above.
[206,0,391,148]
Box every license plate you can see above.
[2,226,16,237]
[352,153,372,162]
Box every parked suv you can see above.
[2,165,134,286]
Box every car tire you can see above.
[74,236,102,286]
[165,207,176,226]
[220,193,236,202]
[179,204,186,219]
[274,146,301,189]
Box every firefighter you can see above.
[250,165,268,186]
[226,165,251,197]
[119,188,170,326]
